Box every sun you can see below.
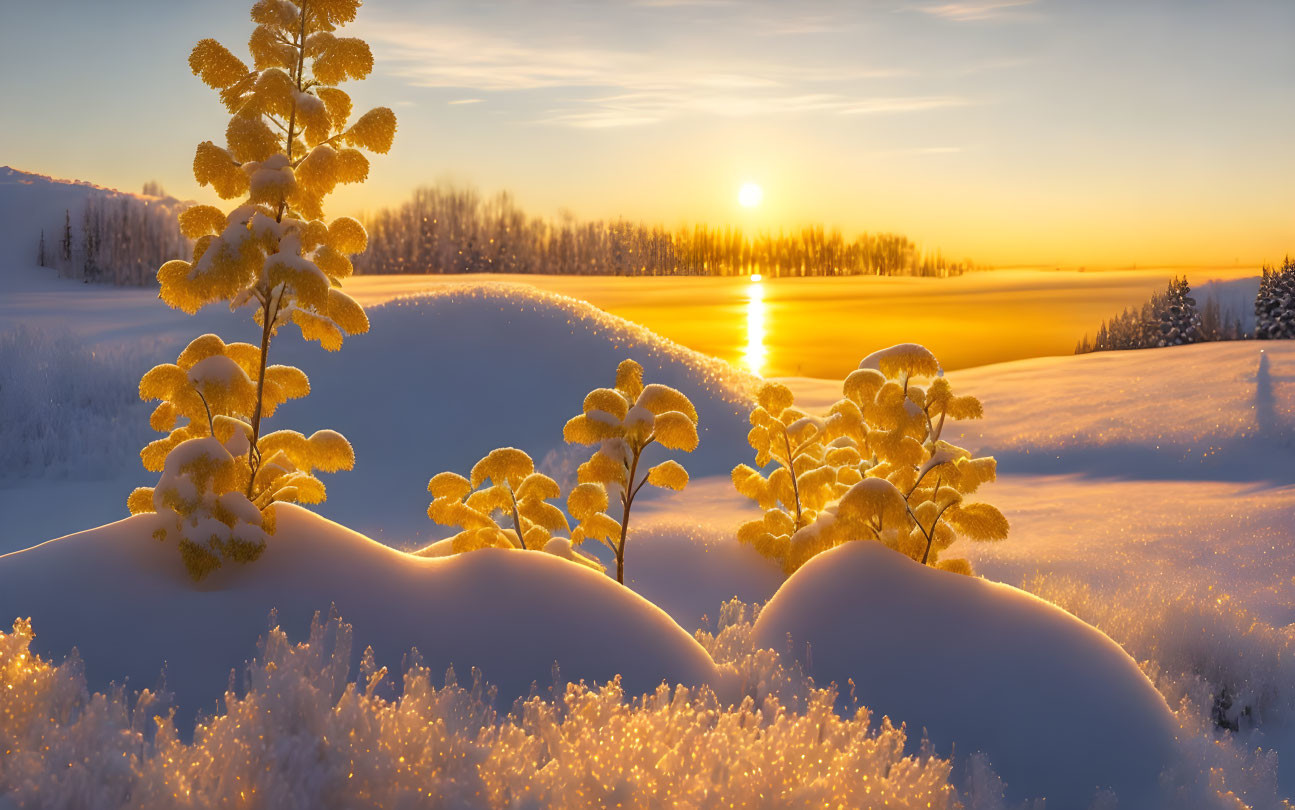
[738,182,763,208]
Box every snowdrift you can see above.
[751,541,1180,809]
[0,504,719,726]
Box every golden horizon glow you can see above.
[738,183,764,209]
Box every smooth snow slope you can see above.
[0,505,719,728]
[752,541,1180,810]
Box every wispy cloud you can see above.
[447,98,484,105]
[915,0,1037,22]
[361,20,968,128]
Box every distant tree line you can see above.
[38,188,189,286]
[1076,259,1295,354]
[355,184,974,278]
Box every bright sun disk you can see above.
[738,182,763,208]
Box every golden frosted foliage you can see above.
[189,38,249,89]
[646,460,689,491]
[311,35,374,85]
[652,410,700,452]
[327,216,367,254]
[311,0,362,26]
[193,142,249,200]
[178,205,228,239]
[226,115,281,162]
[427,448,589,560]
[861,343,941,379]
[566,482,608,521]
[736,345,1005,576]
[344,106,397,153]
[248,25,296,72]
[316,86,353,131]
[563,359,699,584]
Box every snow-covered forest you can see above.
[1,0,1293,808]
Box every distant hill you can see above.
[0,166,189,284]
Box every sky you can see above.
[0,0,1291,268]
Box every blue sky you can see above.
[1,0,1291,265]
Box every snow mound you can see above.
[751,541,1180,809]
[270,283,759,545]
[0,505,719,726]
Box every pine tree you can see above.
[128,0,396,580]
[37,230,46,268]
[1255,257,1295,340]
[562,359,699,584]
[1157,276,1201,347]
[734,345,1006,575]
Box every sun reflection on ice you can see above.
[743,274,767,376]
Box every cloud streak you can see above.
[914,0,1037,22]
[361,20,971,128]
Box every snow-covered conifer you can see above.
[1156,276,1201,347]
[426,448,603,571]
[563,359,699,584]
[1255,257,1295,340]
[735,345,1006,575]
[129,0,395,580]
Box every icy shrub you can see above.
[0,326,150,480]
[129,0,396,579]
[425,447,603,570]
[734,345,1005,574]
[563,359,700,584]
[0,614,964,810]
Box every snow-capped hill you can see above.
[0,504,720,728]
[752,540,1181,809]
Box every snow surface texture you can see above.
[0,505,719,729]
[751,540,1180,809]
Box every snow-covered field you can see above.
[2,171,1294,808]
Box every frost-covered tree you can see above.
[127,0,396,580]
[563,359,699,584]
[736,345,1006,575]
[426,448,602,571]
[1255,257,1295,340]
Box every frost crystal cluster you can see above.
[734,344,1007,574]
[0,614,962,810]
[128,0,396,580]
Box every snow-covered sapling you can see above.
[426,448,603,571]
[128,0,395,580]
[563,359,699,585]
[735,345,1007,575]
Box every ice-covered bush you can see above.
[426,447,603,570]
[735,345,1006,574]
[563,359,700,584]
[127,0,396,579]
[0,613,965,810]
